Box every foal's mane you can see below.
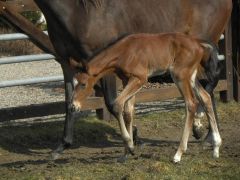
[77,0,103,11]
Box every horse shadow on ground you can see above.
[0,115,123,155]
[0,111,189,167]
[0,135,200,168]
[0,136,184,169]
[0,116,182,153]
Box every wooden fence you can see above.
[0,0,235,121]
[231,0,240,101]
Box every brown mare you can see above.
[71,33,221,163]
[33,0,232,159]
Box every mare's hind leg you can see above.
[193,45,220,140]
[171,70,198,163]
[193,79,218,141]
[193,83,222,158]
[112,77,144,162]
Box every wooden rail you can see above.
[0,80,228,121]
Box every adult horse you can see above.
[33,0,232,159]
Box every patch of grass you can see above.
[2,156,239,180]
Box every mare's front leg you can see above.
[52,61,78,160]
[193,79,218,140]
[203,85,219,145]
[99,75,118,114]
[111,77,144,162]
[193,47,220,140]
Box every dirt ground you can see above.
[0,99,240,179]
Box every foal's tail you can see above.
[200,41,221,94]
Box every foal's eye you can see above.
[78,83,86,89]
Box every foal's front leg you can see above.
[112,77,143,162]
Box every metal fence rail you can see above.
[0,54,55,64]
[0,31,62,88]
[0,75,63,88]
[0,31,48,41]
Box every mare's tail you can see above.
[200,42,221,94]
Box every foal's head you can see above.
[72,72,95,110]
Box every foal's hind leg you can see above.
[193,83,222,158]
[123,96,135,155]
[171,70,198,163]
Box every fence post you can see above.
[232,0,240,102]
[95,75,118,121]
[220,20,233,102]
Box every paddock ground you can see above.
[0,98,239,179]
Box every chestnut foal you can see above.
[71,33,222,163]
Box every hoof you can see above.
[51,151,61,160]
[173,156,181,164]
[117,155,128,163]
[193,124,204,140]
[212,140,221,158]
[128,147,135,156]
[213,148,220,158]
[173,152,182,163]
[212,137,221,158]
[51,143,68,160]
